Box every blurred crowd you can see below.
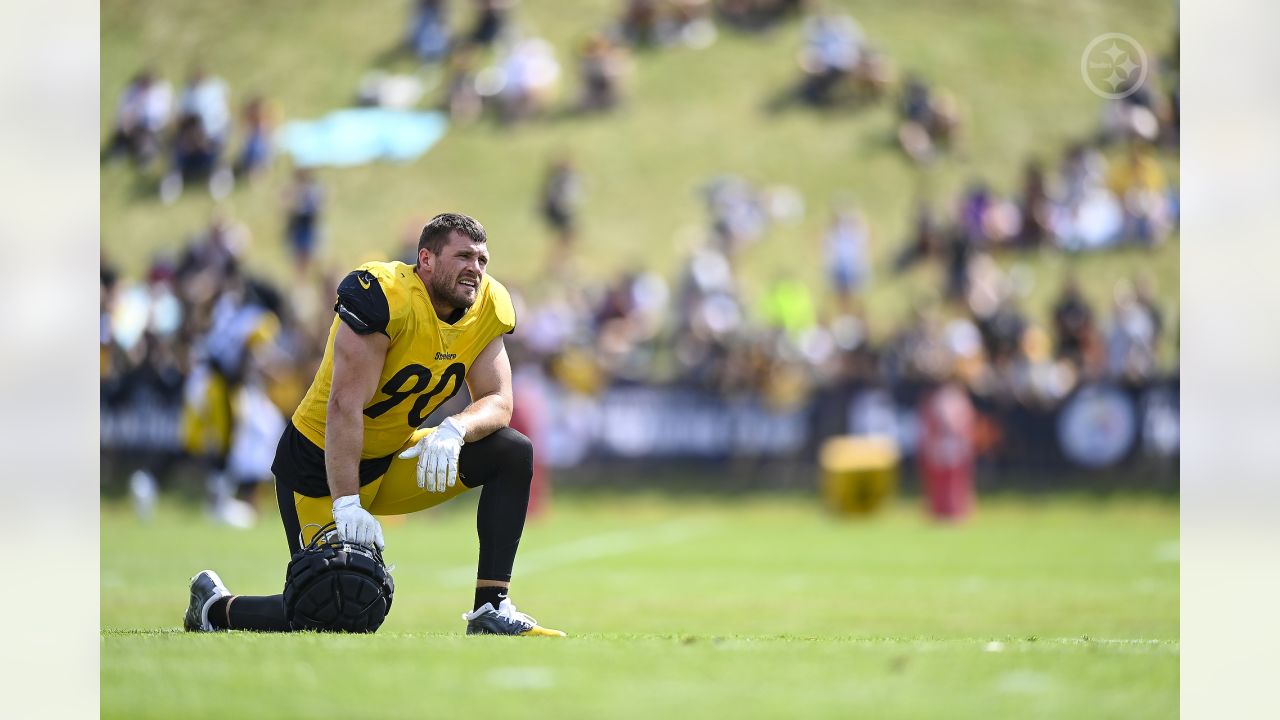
[104,66,278,203]
[398,1,915,133]
[507,234,1173,416]
[100,215,344,524]
[102,1,1179,515]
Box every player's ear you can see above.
[418,246,432,270]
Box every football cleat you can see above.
[183,570,232,632]
[463,599,566,637]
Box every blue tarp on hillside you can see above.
[277,108,448,167]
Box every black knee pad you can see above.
[493,427,534,478]
[463,427,533,487]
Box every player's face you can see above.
[429,231,489,310]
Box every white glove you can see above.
[332,494,385,549]
[398,416,467,493]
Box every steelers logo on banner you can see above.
[1056,384,1137,468]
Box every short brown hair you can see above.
[418,212,487,256]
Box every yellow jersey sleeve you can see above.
[484,275,517,336]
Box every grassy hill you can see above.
[101,0,1178,342]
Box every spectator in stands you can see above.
[1055,143,1121,251]
[463,0,512,49]
[121,331,186,420]
[1105,279,1159,384]
[284,168,325,268]
[1133,271,1165,350]
[141,259,184,346]
[540,154,583,248]
[893,199,943,272]
[592,271,669,380]
[962,253,1005,322]
[233,96,274,181]
[957,178,1013,249]
[1007,323,1074,410]
[618,0,716,50]
[673,244,744,383]
[958,180,1019,248]
[161,67,233,203]
[101,262,184,400]
[1059,142,1106,209]
[929,86,962,149]
[703,174,767,253]
[850,46,894,103]
[1163,85,1180,150]
[444,47,484,124]
[109,325,189,522]
[884,303,950,387]
[977,294,1028,371]
[1051,274,1102,373]
[796,8,863,106]
[761,276,817,338]
[619,0,662,47]
[670,0,718,48]
[1159,27,1180,149]
[823,200,871,313]
[1016,160,1052,248]
[160,114,226,203]
[1108,142,1170,246]
[899,73,932,125]
[520,283,593,361]
[407,0,451,63]
[178,67,231,152]
[99,322,126,408]
[896,73,960,164]
[958,181,993,248]
[175,212,249,310]
[937,315,985,390]
[103,69,171,165]
[577,32,627,113]
[100,264,119,377]
[941,228,973,302]
[1098,84,1162,146]
[493,35,561,124]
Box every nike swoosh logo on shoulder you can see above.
[358,274,372,290]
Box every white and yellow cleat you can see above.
[464,599,566,637]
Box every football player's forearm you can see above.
[324,402,365,499]
[453,392,512,443]
[324,322,389,500]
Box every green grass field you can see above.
[102,5,1180,714]
[102,493,1178,718]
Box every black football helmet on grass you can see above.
[283,522,395,633]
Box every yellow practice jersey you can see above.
[292,261,516,459]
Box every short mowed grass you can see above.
[102,493,1178,718]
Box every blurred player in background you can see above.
[180,271,282,528]
[184,212,564,637]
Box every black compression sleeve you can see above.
[333,269,391,336]
[457,427,534,582]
